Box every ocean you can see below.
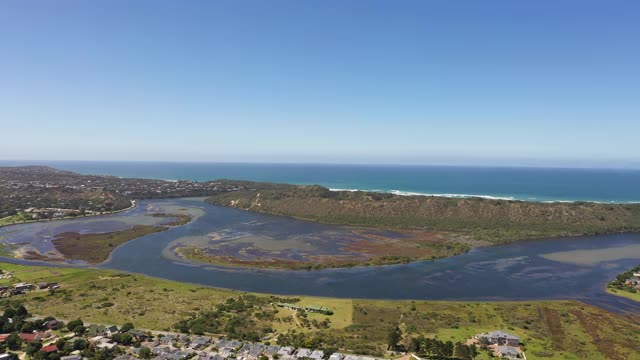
[1,160,640,203]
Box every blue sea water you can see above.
[1,160,640,203]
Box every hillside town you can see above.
[0,315,524,360]
[0,166,268,222]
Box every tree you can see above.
[408,335,424,353]
[72,325,86,336]
[21,322,36,333]
[119,333,133,346]
[73,338,89,351]
[15,305,28,319]
[5,333,22,351]
[120,322,134,333]
[191,324,206,335]
[3,308,16,319]
[387,326,402,351]
[55,338,66,351]
[454,342,468,360]
[66,319,84,332]
[25,341,43,356]
[139,347,152,359]
[469,344,478,359]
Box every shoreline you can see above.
[327,187,640,204]
[3,195,640,272]
[0,199,137,229]
[605,288,640,303]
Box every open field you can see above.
[1,262,639,359]
[0,213,32,227]
[607,288,640,302]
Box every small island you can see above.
[50,213,192,264]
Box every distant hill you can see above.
[206,184,640,243]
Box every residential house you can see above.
[41,345,58,353]
[42,320,61,330]
[277,347,294,357]
[189,336,212,349]
[496,346,520,359]
[114,355,137,360]
[152,346,172,356]
[479,331,520,346]
[264,345,281,356]
[159,334,177,344]
[88,325,108,337]
[296,349,312,359]
[102,342,121,350]
[329,353,345,360]
[106,326,119,337]
[128,329,148,341]
[38,283,59,290]
[19,332,50,343]
[248,344,265,358]
[309,350,324,360]
[61,355,82,360]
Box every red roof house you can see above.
[19,333,41,342]
[41,344,58,353]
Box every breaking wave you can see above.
[329,188,516,200]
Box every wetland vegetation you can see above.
[50,213,192,264]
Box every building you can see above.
[12,282,34,292]
[277,347,294,357]
[479,331,520,346]
[41,345,58,353]
[106,326,119,337]
[296,348,312,358]
[496,346,521,359]
[309,350,324,360]
[88,325,107,337]
[42,319,61,330]
[129,329,149,341]
[274,303,333,315]
[61,355,82,360]
[19,332,49,343]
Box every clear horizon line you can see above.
[1,158,640,171]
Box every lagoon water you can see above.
[2,198,639,315]
[2,160,640,203]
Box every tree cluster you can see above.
[408,335,478,360]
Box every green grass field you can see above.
[1,262,639,359]
[607,287,640,302]
[0,213,33,227]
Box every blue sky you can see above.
[1,1,639,167]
